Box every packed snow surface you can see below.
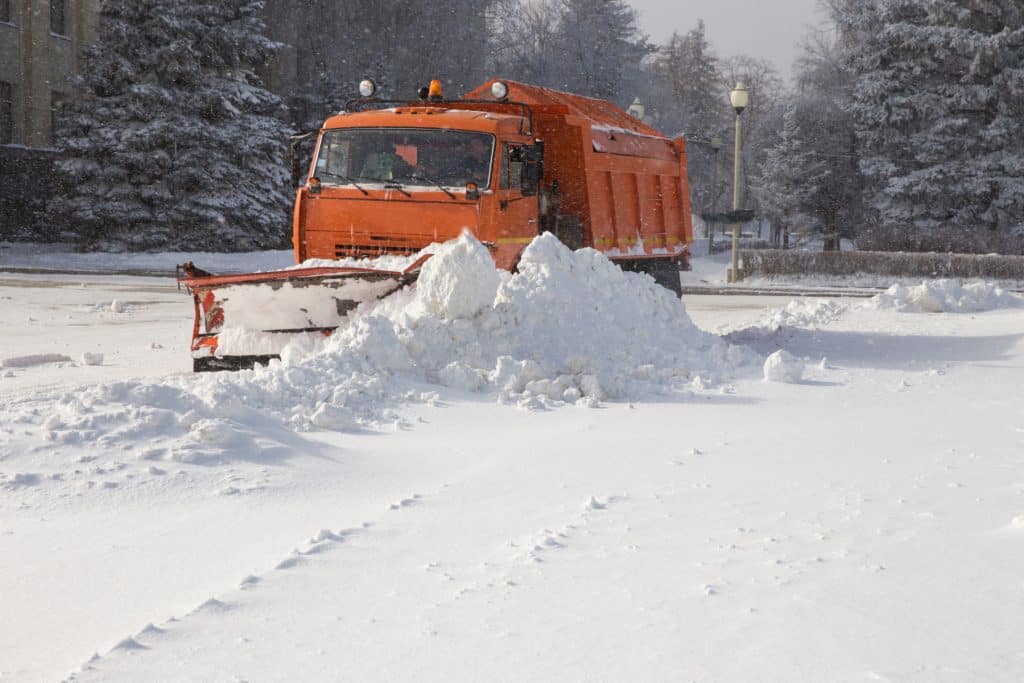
[865,279,1024,313]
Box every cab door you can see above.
[490,142,539,269]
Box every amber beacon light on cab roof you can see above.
[178,78,695,371]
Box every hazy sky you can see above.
[628,0,825,77]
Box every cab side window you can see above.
[499,144,524,190]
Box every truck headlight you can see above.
[491,81,509,100]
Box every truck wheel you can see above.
[650,259,683,297]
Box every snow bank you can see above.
[4,233,755,469]
[865,280,1024,313]
[758,299,848,331]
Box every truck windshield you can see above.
[315,128,494,190]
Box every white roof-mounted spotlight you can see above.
[359,79,377,98]
[490,81,509,100]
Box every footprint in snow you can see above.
[310,528,346,543]
[136,623,166,639]
[189,597,231,615]
[390,494,422,510]
[274,553,304,570]
[110,636,148,653]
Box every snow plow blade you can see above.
[177,255,430,372]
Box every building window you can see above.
[0,0,12,24]
[0,82,12,145]
[50,0,66,35]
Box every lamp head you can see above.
[730,82,750,115]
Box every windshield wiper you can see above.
[411,173,457,200]
[382,182,412,197]
[320,172,369,196]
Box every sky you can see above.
[628,0,825,77]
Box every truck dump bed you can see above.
[465,80,693,259]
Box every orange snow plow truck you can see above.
[179,78,694,371]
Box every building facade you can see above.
[0,0,100,148]
[1,0,100,238]
[0,1,300,239]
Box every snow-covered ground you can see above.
[3,238,1024,682]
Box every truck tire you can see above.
[649,259,683,297]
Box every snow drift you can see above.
[866,279,1023,313]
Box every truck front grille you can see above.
[335,244,420,259]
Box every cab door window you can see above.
[499,144,524,191]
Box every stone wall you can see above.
[740,249,1024,281]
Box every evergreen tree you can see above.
[755,28,864,251]
[843,0,1024,250]
[650,22,728,216]
[550,0,653,103]
[52,0,291,251]
[652,22,723,136]
[495,0,651,104]
[757,105,823,246]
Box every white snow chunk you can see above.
[81,352,104,366]
[109,299,125,313]
[310,403,358,430]
[763,350,805,383]
[416,230,501,319]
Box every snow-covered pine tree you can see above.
[52,0,291,251]
[844,0,1024,251]
[758,28,865,251]
[757,105,824,246]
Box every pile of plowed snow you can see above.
[865,280,1023,313]
[757,299,848,332]
[4,234,755,467]
[307,233,749,404]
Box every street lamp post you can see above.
[728,83,749,284]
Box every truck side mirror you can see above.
[291,149,302,188]
[289,131,316,188]
[521,142,544,197]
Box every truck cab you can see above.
[294,97,543,270]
